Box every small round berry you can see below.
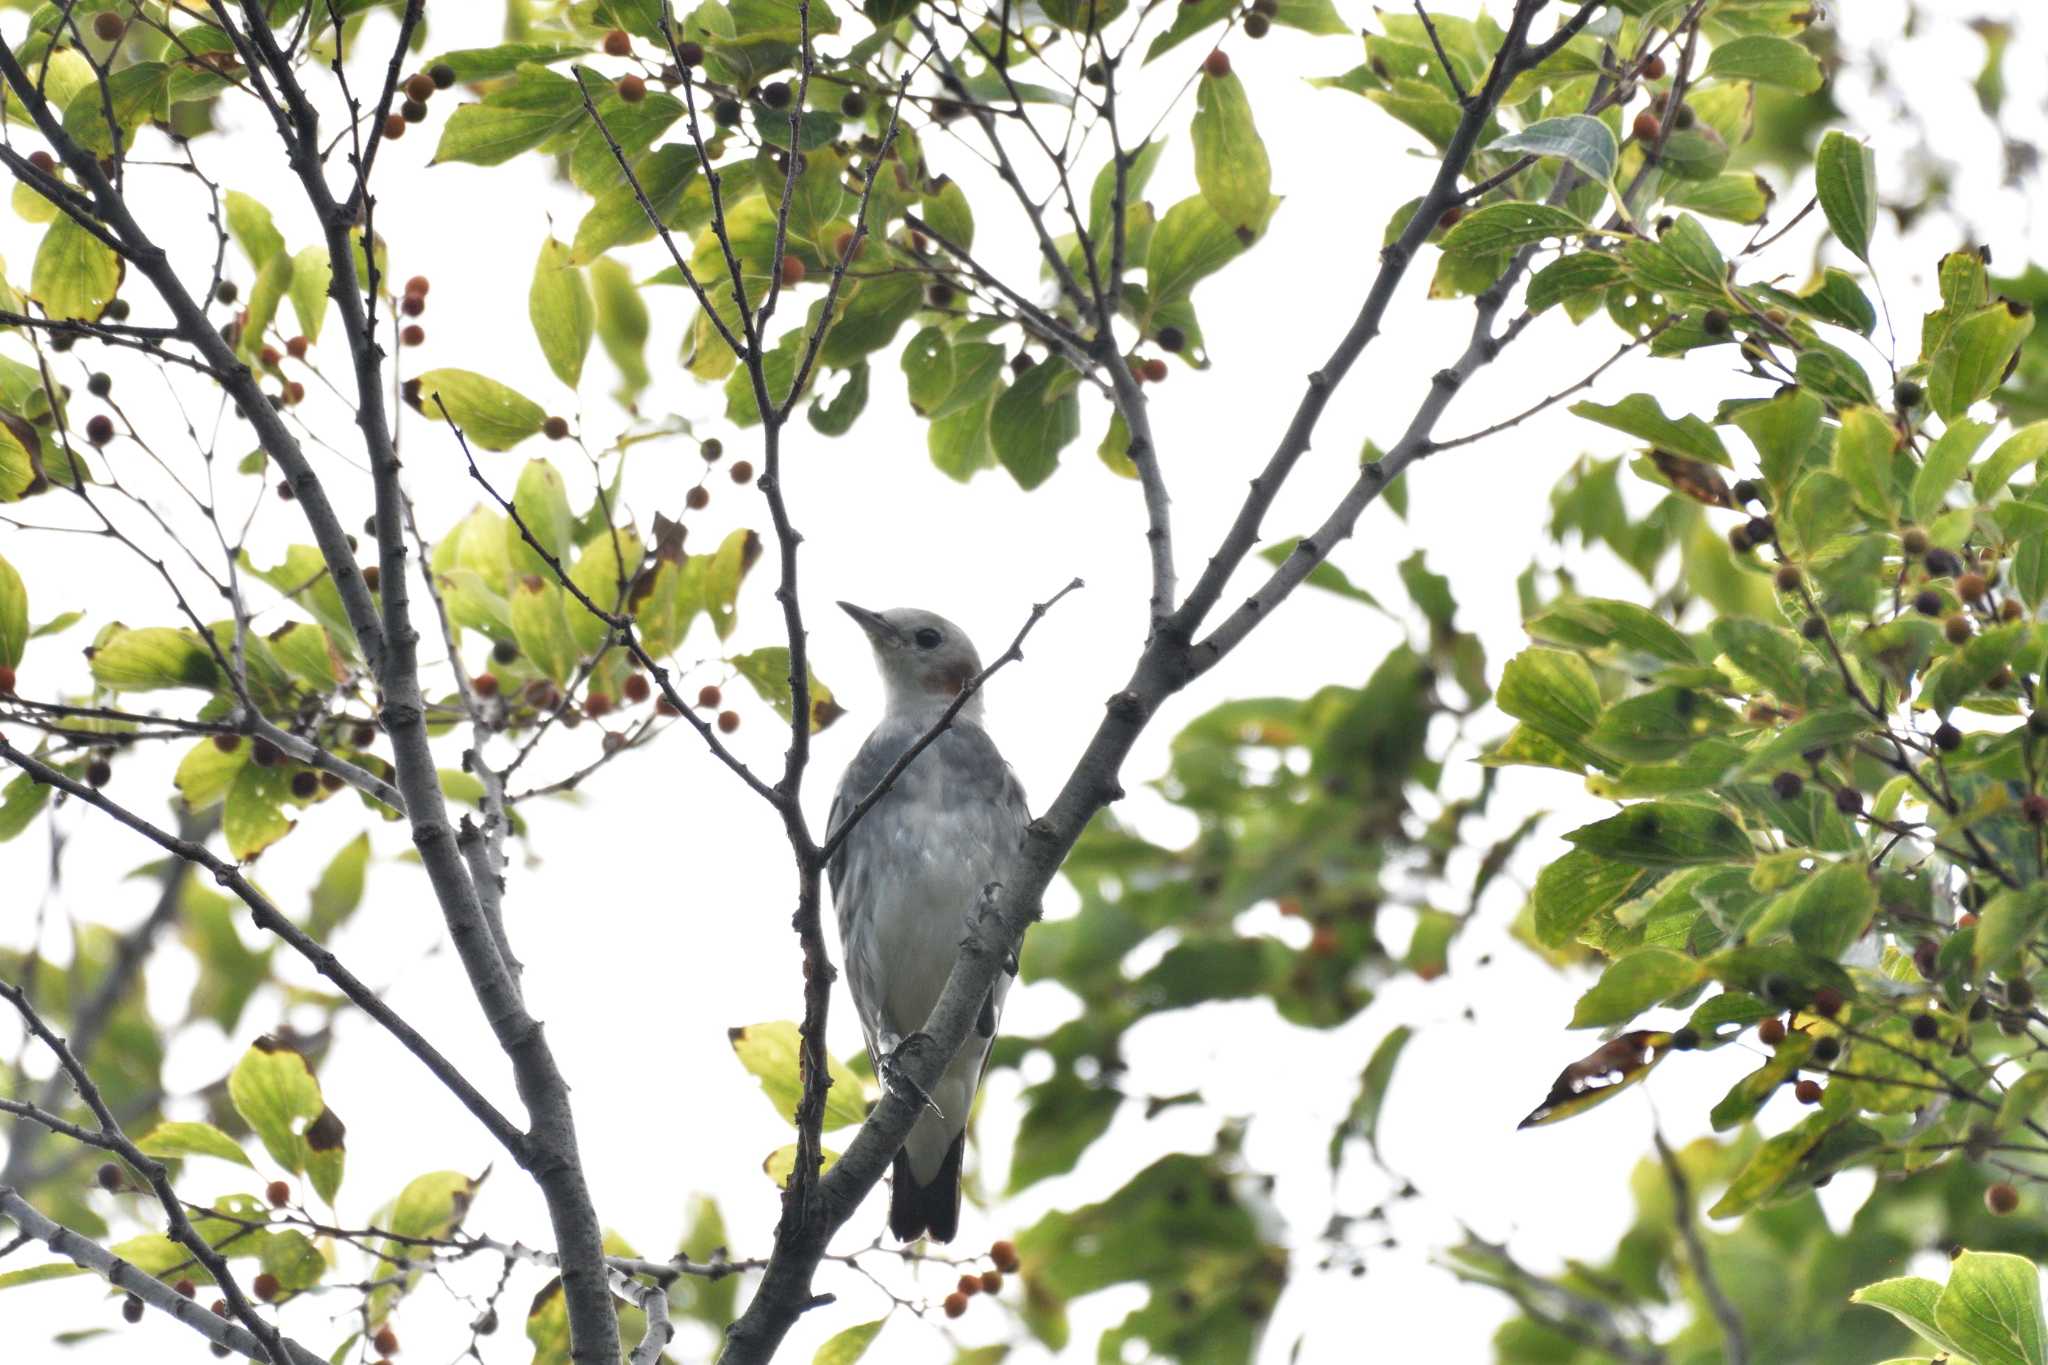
[1895,379,1924,409]
[1632,109,1661,141]
[1812,1034,1841,1062]
[1142,357,1169,383]
[1672,104,1696,129]
[252,738,282,767]
[1702,308,1731,337]
[1935,722,1964,751]
[2003,598,2027,622]
[291,770,319,799]
[1758,1017,1787,1046]
[253,1272,280,1302]
[287,335,309,359]
[544,416,571,441]
[87,371,112,397]
[122,1294,144,1323]
[943,1291,968,1319]
[86,758,111,788]
[1911,1012,1940,1042]
[717,709,740,733]
[283,381,305,406]
[698,685,722,708]
[1914,589,1943,616]
[656,696,681,717]
[405,275,430,299]
[686,486,710,510]
[701,437,724,461]
[840,90,867,118]
[401,98,428,123]
[373,1325,398,1355]
[1745,516,1774,544]
[175,1280,196,1299]
[362,564,381,592]
[400,293,425,317]
[730,460,754,484]
[1731,478,1759,505]
[980,1271,1003,1294]
[1914,938,1940,980]
[2025,794,2048,825]
[957,1274,982,1297]
[623,673,651,704]
[105,297,130,321]
[1901,526,1930,557]
[760,81,792,109]
[1987,1182,2021,1215]
[584,693,613,718]
[86,413,115,445]
[383,113,406,139]
[990,1240,1019,1273]
[1811,986,1844,1017]
[1800,615,1826,641]
[430,63,457,89]
[1728,524,1753,554]
[1773,563,1801,592]
[492,639,520,665]
[1202,49,1231,79]
[473,673,500,698]
[713,97,743,125]
[1834,786,1863,815]
[1641,54,1667,79]
[678,40,705,66]
[1793,1078,1822,1104]
[93,11,126,41]
[1771,771,1804,801]
[1944,613,1973,645]
[401,323,425,347]
[779,255,805,286]
[1669,1027,1699,1051]
[1244,12,1270,36]
[603,29,632,56]
[1157,326,1186,353]
[618,74,647,103]
[1958,572,1989,604]
[213,733,241,754]
[97,1162,123,1192]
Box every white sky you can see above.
[4,1,2047,1361]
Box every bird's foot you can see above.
[879,1034,942,1118]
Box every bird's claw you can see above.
[879,1034,942,1118]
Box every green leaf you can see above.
[729,646,841,733]
[1526,251,1624,313]
[1190,70,1271,234]
[225,761,296,860]
[1497,648,1602,744]
[728,1021,866,1130]
[31,215,120,321]
[1570,948,1705,1028]
[309,833,370,939]
[135,1121,254,1168]
[1534,849,1646,947]
[1853,1277,1962,1358]
[1527,597,1695,664]
[416,369,548,451]
[90,626,219,692]
[1937,1250,2048,1365]
[0,550,24,669]
[1791,860,1877,958]
[1329,1025,1410,1170]
[0,771,52,843]
[224,191,286,268]
[1571,394,1729,465]
[1564,803,1753,868]
[1976,885,2048,975]
[813,1319,885,1365]
[1439,202,1585,258]
[286,247,331,344]
[589,256,650,398]
[1704,34,1824,92]
[424,42,584,82]
[1928,302,2035,420]
[1708,1112,1830,1217]
[1975,421,2048,501]
[1832,405,1897,517]
[0,1263,90,1291]
[571,143,699,263]
[991,356,1080,491]
[1910,418,1994,522]
[227,1039,326,1173]
[528,238,593,389]
[1665,172,1773,224]
[509,577,579,685]
[1815,130,1877,263]
[431,65,583,166]
[763,1142,842,1188]
[1487,114,1617,184]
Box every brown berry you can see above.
[473,673,500,697]
[1771,771,1803,800]
[175,1280,196,1299]
[1793,1079,1822,1104]
[1142,357,1169,383]
[401,98,428,124]
[251,738,281,767]
[1774,563,1802,592]
[1641,54,1667,79]
[405,275,430,299]
[383,113,406,139]
[1834,786,1863,815]
[544,416,571,441]
[253,1272,280,1302]
[618,74,646,102]
[213,733,241,753]
[1944,613,1973,645]
[686,486,710,510]
[373,1325,398,1355]
[656,696,681,717]
[730,460,754,484]
[990,1240,1019,1273]
[401,323,425,347]
[1811,986,1844,1017]
[603,29,632,56]
[779,255,805,287]
[958,1274,982,1297]
[400,293,425,317]
[0,664,14,694]
[86,758,111,788]
[362,564,381,592]
[97,1161,123,1191]
[2003,599,2027,622]
[943,1291,968,1318]
[1988,1182,2021,1215]
[1914,938,1940,979]
[980,1271,1003,1293]
[1758,1017,1787,1046]
[585,693,613,718]
[260,344,282,367]
[717,709,740,733]
[2025,794,2048,824]
[405,72,436,103]
[1244,11,1270,36]
[283,381,305,406]
[94,12,125,42]
[700,437,724,460]
[1203,49,1231,78]
[1901,526,1930,557]
[698,685,722,708]
[1935,722,1964,751]
[1958,572,1989,604]
[86,413,115,445]
[122,1294,144,1323]
[623,673,651,703]
[287,335,309,359]
[1633,109,1661,142]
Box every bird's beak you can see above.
[837,601,900,644]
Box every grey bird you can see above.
[829,603,1028,1243]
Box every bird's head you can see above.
[838,603,986,718]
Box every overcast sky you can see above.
[4,2,2047,1361]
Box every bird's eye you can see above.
[913,627,943,649]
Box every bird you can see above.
[828,602,1028,1243]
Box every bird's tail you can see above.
[889,1131,965,1244]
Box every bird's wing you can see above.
[828,735,898,1065]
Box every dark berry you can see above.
[1758,1017,1787,1046]
[686,486,710,510]
[430,63,457,89]
[290,770,319,799]
[1834,786,1863,815]
[1812,1035,1841,1062]
[1988,1183,2021,1215]
[1157,325,1186,352]
[544,415,570,441]
[717,709,740,733]
[1915,589,1943,616]
[840,90,868,118]
[1911,1013,1940,1041]
[87,372,111,397]
[86,414,115,445]
[1794,1078,1822,1104]
[1771,771,1804,800]
[1895,380,1923,409]
[1901,526,1930,557]
[698,685,722,708]
[1800,616,1826,640]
